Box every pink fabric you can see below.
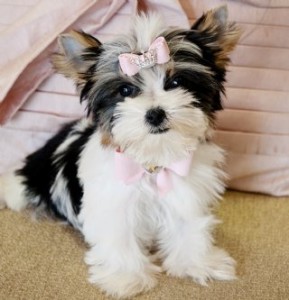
[115,151,193,196]
[119,36,170,76]
[0,0,127,124]
[0,0,95,123]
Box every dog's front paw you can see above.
[187,247,236,285]
[88,263,160,299]
[165,247,236,286]
[85,247,161,299]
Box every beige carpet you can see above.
[1,191,289,300]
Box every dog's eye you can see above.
[171,77,182,88]
[119,84,134,97]
[165,76,184,90]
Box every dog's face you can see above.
[53,6,240,165]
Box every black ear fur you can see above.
[184,6,240,111]
[187,5,240,69]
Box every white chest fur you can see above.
[77,131,225,245]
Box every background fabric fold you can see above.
[0,0,127,123]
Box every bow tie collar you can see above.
[115,150,193,197]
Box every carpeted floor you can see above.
[1,191,289,300]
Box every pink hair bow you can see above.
[115,151,192,197]
[118,36,170,76]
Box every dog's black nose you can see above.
[145,107,167,127]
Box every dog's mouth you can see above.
[149,127,170,134]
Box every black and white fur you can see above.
[0,6,240,299]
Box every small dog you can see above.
[0,6,240,298]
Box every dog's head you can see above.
[53,6,240,165]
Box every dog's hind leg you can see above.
[0,172,28,212]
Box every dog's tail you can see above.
[0,172,28,211]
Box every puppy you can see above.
[0,6,240,298]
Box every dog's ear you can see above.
[52,31,102,84]
[187,5,241,69]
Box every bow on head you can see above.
[118,36,170,76]
[115,151,192,197]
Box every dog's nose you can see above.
[145,107,167,127]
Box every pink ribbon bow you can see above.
[118,36,170,76]
[115,151,192,197]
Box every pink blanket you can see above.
[1,0,288,196]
